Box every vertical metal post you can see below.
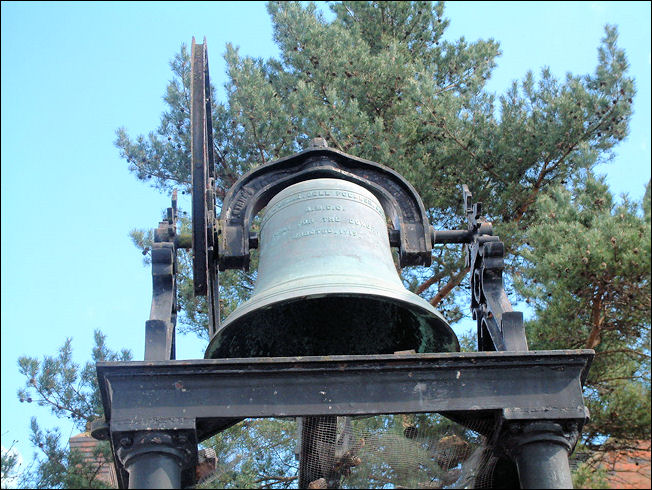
[124,452,182,489]
[512,441,573,488]
[116,431,194,489]
[502,421,578,489]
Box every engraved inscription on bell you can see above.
[254,181,399,297]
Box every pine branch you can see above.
[595,349,651,359]
[415,269,448,295]
[594,374,650,383]
[132,162,191,187]
[434,62,487,96]
[513,137,581,223]
[317,120,344,152]
[513,159,550,224]
[430,267,469,307]
[585,287,605,349]
[431,111,476,160]
[254,474,298,487]
[31,381,90,422]
[247,116,268,165]
[513,91,627,224]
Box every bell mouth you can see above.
[205,292,460,359]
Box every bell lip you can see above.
[204,290,460,359]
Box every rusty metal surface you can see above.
[190,38,219,337]
[97,350,593,442]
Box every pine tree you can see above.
[115,2,644,483]
[117,2,634,324]
[1,442,22,488]
[15,332,131,488]
[18,2,646,487]
[514,174,651,457]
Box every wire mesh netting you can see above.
[196,413,499,489]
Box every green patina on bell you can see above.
[205,178,459,359]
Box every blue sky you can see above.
[1,1,650,473]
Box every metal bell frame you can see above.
[91,39,593,489]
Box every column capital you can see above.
[500,421,581,456]
[115,430,196,468]
[114,430,198,488]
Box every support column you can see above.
[116,431,195,489]
[502,421,579,489]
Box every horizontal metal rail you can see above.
[98,350,593,439]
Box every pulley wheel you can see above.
[190,38,216,297]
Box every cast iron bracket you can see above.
[217,139,434,272]
[462,185,528,352]
[431,186,528,352]
[144,190,179,361]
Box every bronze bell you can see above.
[205,178,459,359]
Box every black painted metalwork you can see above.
[144,190,179,361]
[96,350,592,488]
[94,36,594,489]
[114,430,197,489]
[114,170,583,488]
[190,38,219,338]
[101,352,588,488]
[217,139,434,271]
[461,185,528,352]
[98,351,592,433]
[499,421,579,488]
[429,186,527,352]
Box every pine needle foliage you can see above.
[514,174,651,455]
[16,2,648,487]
